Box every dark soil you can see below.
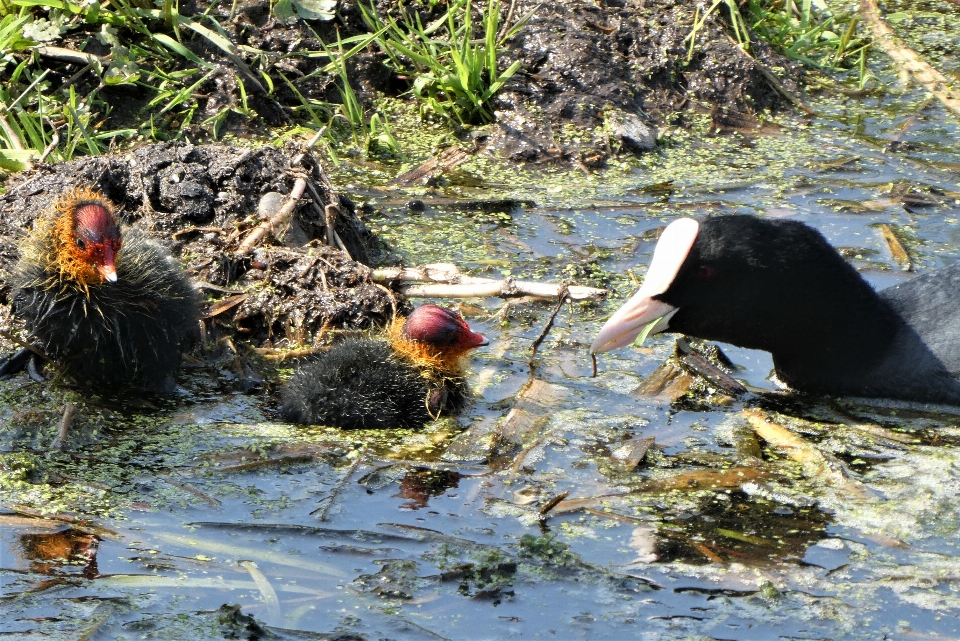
[487,0,800,160]
[0,142,400,352]
[43,0,801,164]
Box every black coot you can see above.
[591,215,960,404]
[1,188,200,392]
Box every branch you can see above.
[372,263,607,300]
[235,129,328,255]
[236,175,306,255]
[861,0,960,118]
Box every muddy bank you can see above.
[57,0,802,165]
[0,142,400,350]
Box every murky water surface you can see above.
[4,59,960,639]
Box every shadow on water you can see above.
[5,67,960,639]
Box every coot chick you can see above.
[280,305,488,429]
[2,188,200,392]
[591,215,960,404]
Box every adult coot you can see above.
[591,215,960,404]
[280,304,488,429]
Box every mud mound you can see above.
[0,142,398,348]
[486,0,800,161]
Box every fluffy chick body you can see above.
[280,306,485,429]
[280,337,470,430]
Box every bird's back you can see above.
[881,262,960,375]
[280,338,469,429]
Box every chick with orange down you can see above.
[1,188,200,392]
[280,304,488,429]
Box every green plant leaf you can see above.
[274,0,297,24]
[104,59,140,85]
[22,18,61,43]
[632,318,663,348]
[152,33,216,69]
[294,0,337,21]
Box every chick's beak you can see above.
[468,332,489,348]
[97,244,118,283]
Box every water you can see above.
[3,59,960,639]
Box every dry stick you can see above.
[538,490,571,520]
[236,129,326,254]
[51,402,76,451]
[304,179,352,259]
[37,124,60,163]
[742,408,866,497]
[36,46,105,66]
[252,346,328,362]
[878,223,912,270]
[311,449,368,521]
[527,287,569,378]
[236,174,308,255]
[861,0,960,118]
[0,329,47,359]
[373,265,606,300]
[158,474,222,506]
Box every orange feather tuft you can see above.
[45,188,119,291]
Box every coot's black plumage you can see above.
[280,304,488,429]
[1,188,200,391]
[591,215,960,404]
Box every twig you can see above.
[372,264,606,300]
[304,179,353,259]
[235,131,327,255]
[538,490,571,520]
[36,46,105,66]
[742,408,866,496]
[861,0,960,118]
[311,448,368,521]
[527,286,569,377]
[9,505,119,538]
[158,474,222,506]
[252,346,328,362]
[0,329,47,359]
[236,174,308,255]
[51,402,76,451]
[37,123,60,163]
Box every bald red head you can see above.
[404,305,488,351]
[73,201,121,283]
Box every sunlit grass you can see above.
[359,0,527,125]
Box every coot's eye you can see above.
[696,264,713,278]
[75,237,86,250]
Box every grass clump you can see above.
[745,0,871,70]
[686,0,872,72]
[360,0,526,125]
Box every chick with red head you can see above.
[3,188,200,392]
[281,304,488,429]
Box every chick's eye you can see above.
[75,237,86,250]
[696,265,714,278]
